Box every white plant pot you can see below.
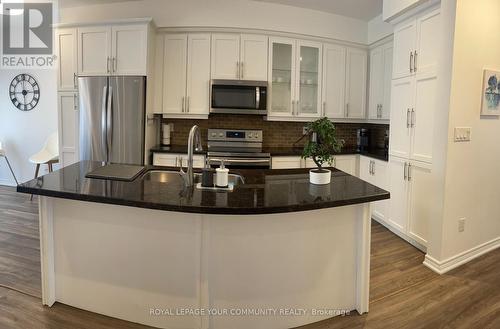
[309,169,331,185]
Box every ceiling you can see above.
[250,0,383,21]
[58,0,142,9]
[59,0,383,21]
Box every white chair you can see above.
[0,142,19,186]
[29,132,59,200]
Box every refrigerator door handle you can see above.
[101,85,108,161]
[106,86,113,163]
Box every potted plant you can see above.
[302,117,345,185]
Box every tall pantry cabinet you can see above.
[385,5,440,250]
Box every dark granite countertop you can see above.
[17,161,390,215]
[150,145,389,161]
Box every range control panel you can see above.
[208,129,263,142]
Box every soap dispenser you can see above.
[201,158,215,187]
[215,159,229,188]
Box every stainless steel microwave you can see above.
[210,80,267,115]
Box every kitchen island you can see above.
[18,161,389,329]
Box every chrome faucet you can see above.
[180,125,203,187]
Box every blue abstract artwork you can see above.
[482,70,500,115]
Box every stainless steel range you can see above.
[207,129,271,169]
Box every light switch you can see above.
[454,127,471,142]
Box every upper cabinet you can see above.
[55,28,78,91]
[211,33,268,81]
[392,8,440,79]
[162,33,211,117]
[368,41,393,120]
[322,44,346,119]
[77,26,112,76]
[345,47,368,119]
[78,23,149,76]
[268,37,322,120]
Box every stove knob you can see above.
[211,132,217,137]
[219,133,223,137]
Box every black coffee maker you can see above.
[357,128,370,152]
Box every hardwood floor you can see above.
[1,186,499,328]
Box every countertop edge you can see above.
[17,185,390,215]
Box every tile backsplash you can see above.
[161,114,388,149]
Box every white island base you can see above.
[39,197,371,329]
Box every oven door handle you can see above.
[255,87,260,110]
[208,158,270,164]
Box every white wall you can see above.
[367,14,393,44]
[0,70,58,186]
[0,0,59,185]
[59,0,369,44]
[435,0,500,261]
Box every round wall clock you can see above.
[9,74,40,111]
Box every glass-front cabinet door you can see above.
[296,41,322,118]
[269,37,296,117]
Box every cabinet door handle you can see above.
[333,157,337,167]
[369,161,372,175]
[408,163,412,181]
[240,62,244,79]
[113,57,117,73]
[181,96,185,112]
[107,56,110,73]
[322,101,326,116]
[380,104,383,118]
[404,162,408,180]
[413,51,418,72]
[410,51,414,73]
[236,61,240,79]
[187,96,190,113]
[73,73,77,89]
[74,94,78,110]
[407,108,411,128]
[411,108,415,127]
[346,103,349,117]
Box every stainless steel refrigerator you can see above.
[78,76,146,165]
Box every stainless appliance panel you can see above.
[78,76,108,162]
[210,80,267,115]
[108,76,146,165]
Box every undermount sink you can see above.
[141,170,245,186]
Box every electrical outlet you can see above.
[454,127,471,142]
[302,126,308,135]
[458,218,466,232]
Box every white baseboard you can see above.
[372,215,427,252]
[423,236,500,274]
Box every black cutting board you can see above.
[86,164,145,182]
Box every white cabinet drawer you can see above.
[153,153,205,168]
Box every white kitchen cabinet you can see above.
[268,37,296,118]
[345,48,367,119]
[163,34,187,115]
[77,23,149,76]
[359,156,389,222]
[273,155,357,176]
[268,38,322,120]
[389,77,413,159]
[211,34,240,80]
[211,34,268,81]
[368,41,393,120]
[322,44,346,119]
[58,92,79,168]
[163,33,211,117]
[387,156,409,233]
[153,153,205,168]
[240,34,268,81]
[271,156,303,169]
[392,6,440,79]
[77,26,112,75]
[111,24,148,75]
[387,156,431,249]
[56,28,78,91]
[186,34,212,115]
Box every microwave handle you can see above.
[256,86,260,110]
